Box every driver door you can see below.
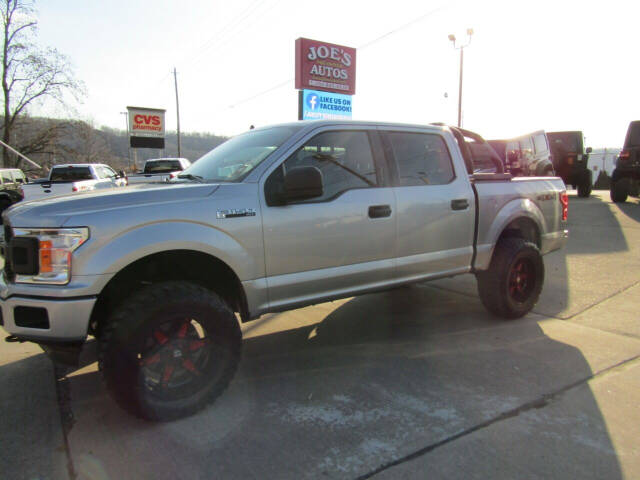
[261,127,397,310]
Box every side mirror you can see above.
[118,170,127,179]
[284,166,323,202]
[586,147,592,154]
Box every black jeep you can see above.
[546,131,592,197]
[610,121,640,203]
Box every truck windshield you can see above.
[144,160,183,173]
[50,167,93,182]
[180,126,300,182]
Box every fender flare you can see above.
[475,197,545,271]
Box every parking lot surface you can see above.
[1,191,639,479]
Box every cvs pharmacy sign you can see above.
[127,106,165,137]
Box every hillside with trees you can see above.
[2,115,227,176]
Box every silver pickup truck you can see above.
[0,121,568,420]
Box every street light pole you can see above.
[448,29,473,128]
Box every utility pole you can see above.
[448,29,473,128]
[120,111,132,171]
[173,67,182,158]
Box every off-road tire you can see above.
[610,179,628,203]
[98,281,242,421]
[577,171,592,198]
[476,238,544,319]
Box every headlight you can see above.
[13,227,89,285]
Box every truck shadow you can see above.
[42,285,628,480]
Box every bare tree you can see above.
[1,0,83,167]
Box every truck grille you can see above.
[3,222,13,280]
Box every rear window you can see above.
[50,167,93,182]
[624,121,640,148]
[144,160,182,173]
[547,132,582,153]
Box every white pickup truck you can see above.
[21,164,127,201]
[126,158,191,184]
[1,121,568,421]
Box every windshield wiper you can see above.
[176,174,204,183]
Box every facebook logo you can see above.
[305,93,319,110]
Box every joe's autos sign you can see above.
[295,38,356,95]
[127,106,166,149]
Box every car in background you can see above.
[21,164,127,201]
[610,121,640,203]
[0,168,27,215]
[127,157,191,184]
[547,131,593,198]
[490,131,555,178]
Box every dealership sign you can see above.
[295,38,356,95]
[302,89,352,120]
[127,106,165,149]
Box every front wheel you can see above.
[476,238,544,319]
[98,281,242,421]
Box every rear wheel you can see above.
[577,171,592,198]
[542,165,555,176]
[610,179,628,203]
[476,238,544,319]
[98,281,241,421]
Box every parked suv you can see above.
[0,168,26,215]
[547,131,593,198]
[610,121,640,203]
[490,131,554,177]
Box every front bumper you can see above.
[0,293,95,342]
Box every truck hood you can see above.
[4,182,219,228]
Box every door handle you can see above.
[451,199,469,210]
[368,204,392,218]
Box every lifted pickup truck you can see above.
[127,158,191,184]
[20,164,127,201]
[0,121,568,420]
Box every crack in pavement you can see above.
[356,354,640,480]
[53,364,77,480]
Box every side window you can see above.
[97,167,110,179]
[12,171,26,184]
[266,130,378,204]
[1,170,13,184]
[103,166,117,178]
[519,137,534,154]
[387,132,455,186]
[533,134,548,154]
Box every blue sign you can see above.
[302,89,352,120]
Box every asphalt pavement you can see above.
[1,190,639,479]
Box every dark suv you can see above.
[546,131,592,197]
[610,121,640,203]
[0,168,26,215]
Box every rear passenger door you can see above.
[261,127,396,310]
[382,128,475,281]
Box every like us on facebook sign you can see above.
[302,89,352,120]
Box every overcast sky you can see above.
[35,0,638,147]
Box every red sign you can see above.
[295,38,356,95]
